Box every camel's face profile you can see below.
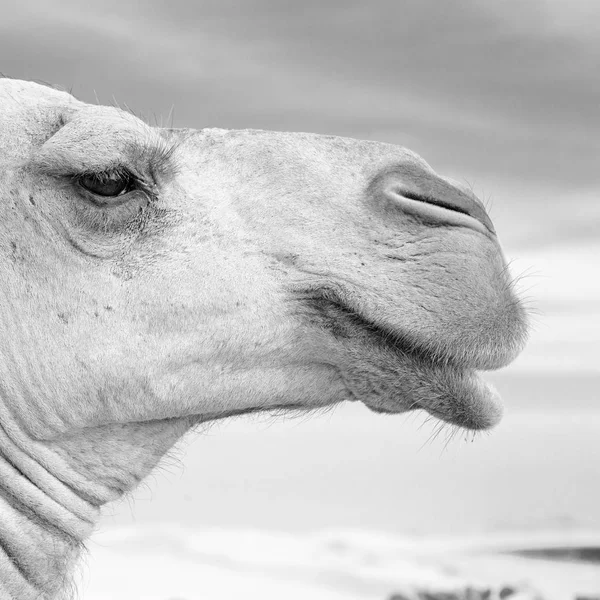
[0,78,530,599]
[0,79,527,443]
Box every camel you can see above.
[0,78,528,599]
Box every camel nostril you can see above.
[372,166,496,235]
[387,183,496,235]
[400,189,472,219]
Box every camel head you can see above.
[0,79,528,598]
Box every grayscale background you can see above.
[2,1,598,598]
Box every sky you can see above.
[1,0,598,374]
[2,0,598,549]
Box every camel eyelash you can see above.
[71,166,158,204]
[66,167,159,235]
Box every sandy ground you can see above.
[78,526,600,600]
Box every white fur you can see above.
[0,79,528,599]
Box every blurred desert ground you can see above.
[101,373,600,537]
[1,0,599,597]
[81,365,600,597]
[84,385,600,600]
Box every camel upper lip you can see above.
[313,292,464,371]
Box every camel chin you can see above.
[346,334,507,430]
[352,313,511,430]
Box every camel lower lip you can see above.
[314,295,503,430]
[368,344,504,430]
[409,367,504,430]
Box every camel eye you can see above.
[78,170,135,198]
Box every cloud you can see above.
[1,0,597,256]
[2,0,597,189]
[1,3,597,377]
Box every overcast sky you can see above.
[1,0,598,373]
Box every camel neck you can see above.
[0,413,191,598]
[0,426,99,600]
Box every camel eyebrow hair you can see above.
[30,122,180,182]
[120,135,180,181]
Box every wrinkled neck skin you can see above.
[0,403,191,600]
